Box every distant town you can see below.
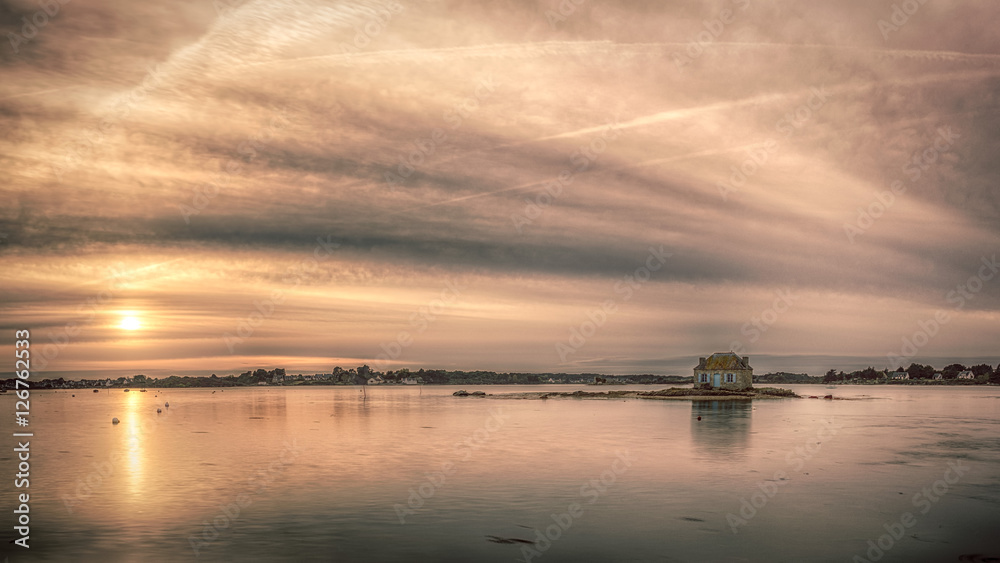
[3,362,999,390]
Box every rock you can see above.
[823,395,833,400]
[471,391,486,396]
[157,408,162,413]
[165,402,170,407]
[112,417,120,424]
[453,390,469,396]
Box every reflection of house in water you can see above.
[691,400,752,458]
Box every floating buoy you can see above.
[697,416,702,421]
[112,417,120,424]
[165,402,169,407]
[72,394,75,397]
[156,408,162,413]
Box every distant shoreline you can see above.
[452,387,802,401]
[4,380,997,391]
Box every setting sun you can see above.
[120,315,142,331]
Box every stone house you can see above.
[694,352,753,391]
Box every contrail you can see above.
[509,67,1000,147]
[390,66,1000,213]
[233,39,1000,73]
[0,86,77,102]
[388,144,753,215]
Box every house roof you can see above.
[696,352,751,370]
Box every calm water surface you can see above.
[2,384,999,562]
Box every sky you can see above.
[1,0,999,379]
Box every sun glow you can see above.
[120,315,142,331]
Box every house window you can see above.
[726,373,734,383]
[700,374,708,383]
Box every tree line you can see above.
[823,363,999,384]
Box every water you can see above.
[2,385,999,562]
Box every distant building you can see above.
[957,370,975,380]
[367,376,384,385]
[694,352,753,391]
[933,373,943,380]
[889,371,909,380]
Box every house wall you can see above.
[693,369,753,391]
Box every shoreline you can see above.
[453,387,802,401]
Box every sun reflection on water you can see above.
[122,391,145,496]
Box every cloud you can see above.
[1,0,998,377]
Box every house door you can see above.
[713,373,720,387]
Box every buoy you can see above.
[165,402,169,407]
[112,417,120,424]
[156,408,162,413]
[697,416,702,421]
[72,394,75,397]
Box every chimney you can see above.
[743,356,749,364]
[699,357,706,364]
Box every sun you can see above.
[120,315,142,331]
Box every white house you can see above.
[889,371,909,380]
[957,370,975,380]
